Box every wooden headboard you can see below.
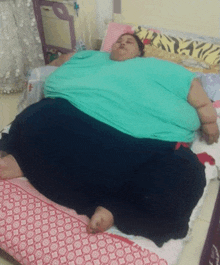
[32,0,76,64]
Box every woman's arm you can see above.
[48,52,75,67]
[188,78,219,144]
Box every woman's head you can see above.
[110,33,145,61]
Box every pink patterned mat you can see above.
[0,178,168,265]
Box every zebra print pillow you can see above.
[134,27,220,65]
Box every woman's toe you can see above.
[87,206,114,234]
[87,218,103,234]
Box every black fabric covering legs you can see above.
[0,98,206,247]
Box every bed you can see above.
[1,2,220,264]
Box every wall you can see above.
[44,0,99,50]
[114,0,220,38]
[0,94,21,131]
[44,0,220,51]
[67,0,98,49]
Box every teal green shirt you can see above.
[44,50,200,142]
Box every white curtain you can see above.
[0,0,45,94]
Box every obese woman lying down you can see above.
[0,33,219,247]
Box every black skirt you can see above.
[0,98,206,247]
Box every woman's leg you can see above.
[0,155,114,233]
[106,145,206,247]
[0,98,118,234]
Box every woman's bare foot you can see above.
[0,155,23,179]
[87,206,114,234]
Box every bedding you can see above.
[0,178,169,265]
[134,26,220,65]
[143,44,220,74]
[100,22,134,53]
[100,22,160,53]
[143,42,220,72]
[17,66,57,114]
[195,73,220,102]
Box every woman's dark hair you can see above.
[120,33,145,57]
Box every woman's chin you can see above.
[110,54,126,61]
[110,56,123,61]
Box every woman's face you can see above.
[110,34,141,61]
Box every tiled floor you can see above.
[0,93,219,265]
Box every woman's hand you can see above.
[200,122,219,145]
[48,52,75,67]
[188,78,219,145]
